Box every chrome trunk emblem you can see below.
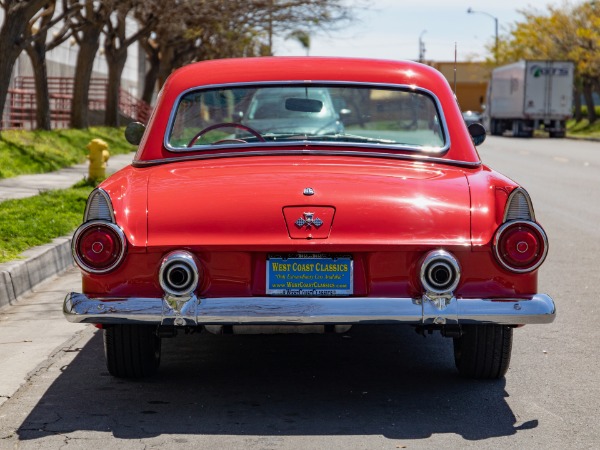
[303,187,314,196]
[295,212,323,228]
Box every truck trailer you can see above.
[484,60,574,138]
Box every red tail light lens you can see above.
[494,221,548,273]
[73,222,126,273]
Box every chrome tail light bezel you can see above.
[72,220,127,274]
[493,220,548,273]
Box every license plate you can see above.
[266,255,353,296]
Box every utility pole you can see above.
[419,30,427,63]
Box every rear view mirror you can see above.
[285,98,323,113]
[468,122,486,146]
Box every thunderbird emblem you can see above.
[295,212,323,228]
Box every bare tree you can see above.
[65,0,112,129]
[138,0,354,99]
[102,0,156,126]
[1,0,357,131]
[0,0,48,130]
[23,1,78,130]
[138,1,206,101]
[257,0,352,55]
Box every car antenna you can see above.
[453,42,457,94]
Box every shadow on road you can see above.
[16,325,535,441]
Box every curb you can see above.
[0,152,136,309]
[0,235,74,309]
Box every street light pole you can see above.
[467,7,499,63]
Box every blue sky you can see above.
[273,0,566,61]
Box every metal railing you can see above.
[1,76,151,130]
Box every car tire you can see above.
[104,324,161,378]
[490,119,503,136]
[453,324,513,379]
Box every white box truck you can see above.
[484,60,574,138]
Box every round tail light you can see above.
[494,221,548,273]
[72,221,126,273]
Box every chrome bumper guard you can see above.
[64,292,556,326]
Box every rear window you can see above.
[167,84,447,152]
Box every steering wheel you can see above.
[187,122,265,147]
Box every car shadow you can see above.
[16,325,536,441]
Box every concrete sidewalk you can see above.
[0,152,135,203]
[0,153,135,309]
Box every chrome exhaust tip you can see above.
[159,251,199,297]
[420,250,461,296]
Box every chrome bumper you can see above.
[64,292,555,326]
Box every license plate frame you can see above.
[266,254,353,296]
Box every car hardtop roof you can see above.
[163,57,449,93]
[134,57,481,166]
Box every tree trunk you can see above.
[105,50,127,127]
[582,80,596,123]
[0,0,48,130]
[0,39,20,130]
[0,19,28,130]
[157,45,178,90]
[142,61,159,105]
[71,27,101,129]
[573,81,582,122]
[141,46,160,105]
[25,43,51,130]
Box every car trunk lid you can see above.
[146,156,471,248]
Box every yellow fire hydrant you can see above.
[87,138,110,182]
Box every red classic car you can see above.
[64,57,555,380]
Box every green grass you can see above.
[565,106,600,139]
[0,179,95,263]
[566,118,600,140]
[0,127,133,263]
[0,127,134,179]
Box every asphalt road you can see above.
[0,136,598,449]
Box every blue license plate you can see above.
[266,255,353,296]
